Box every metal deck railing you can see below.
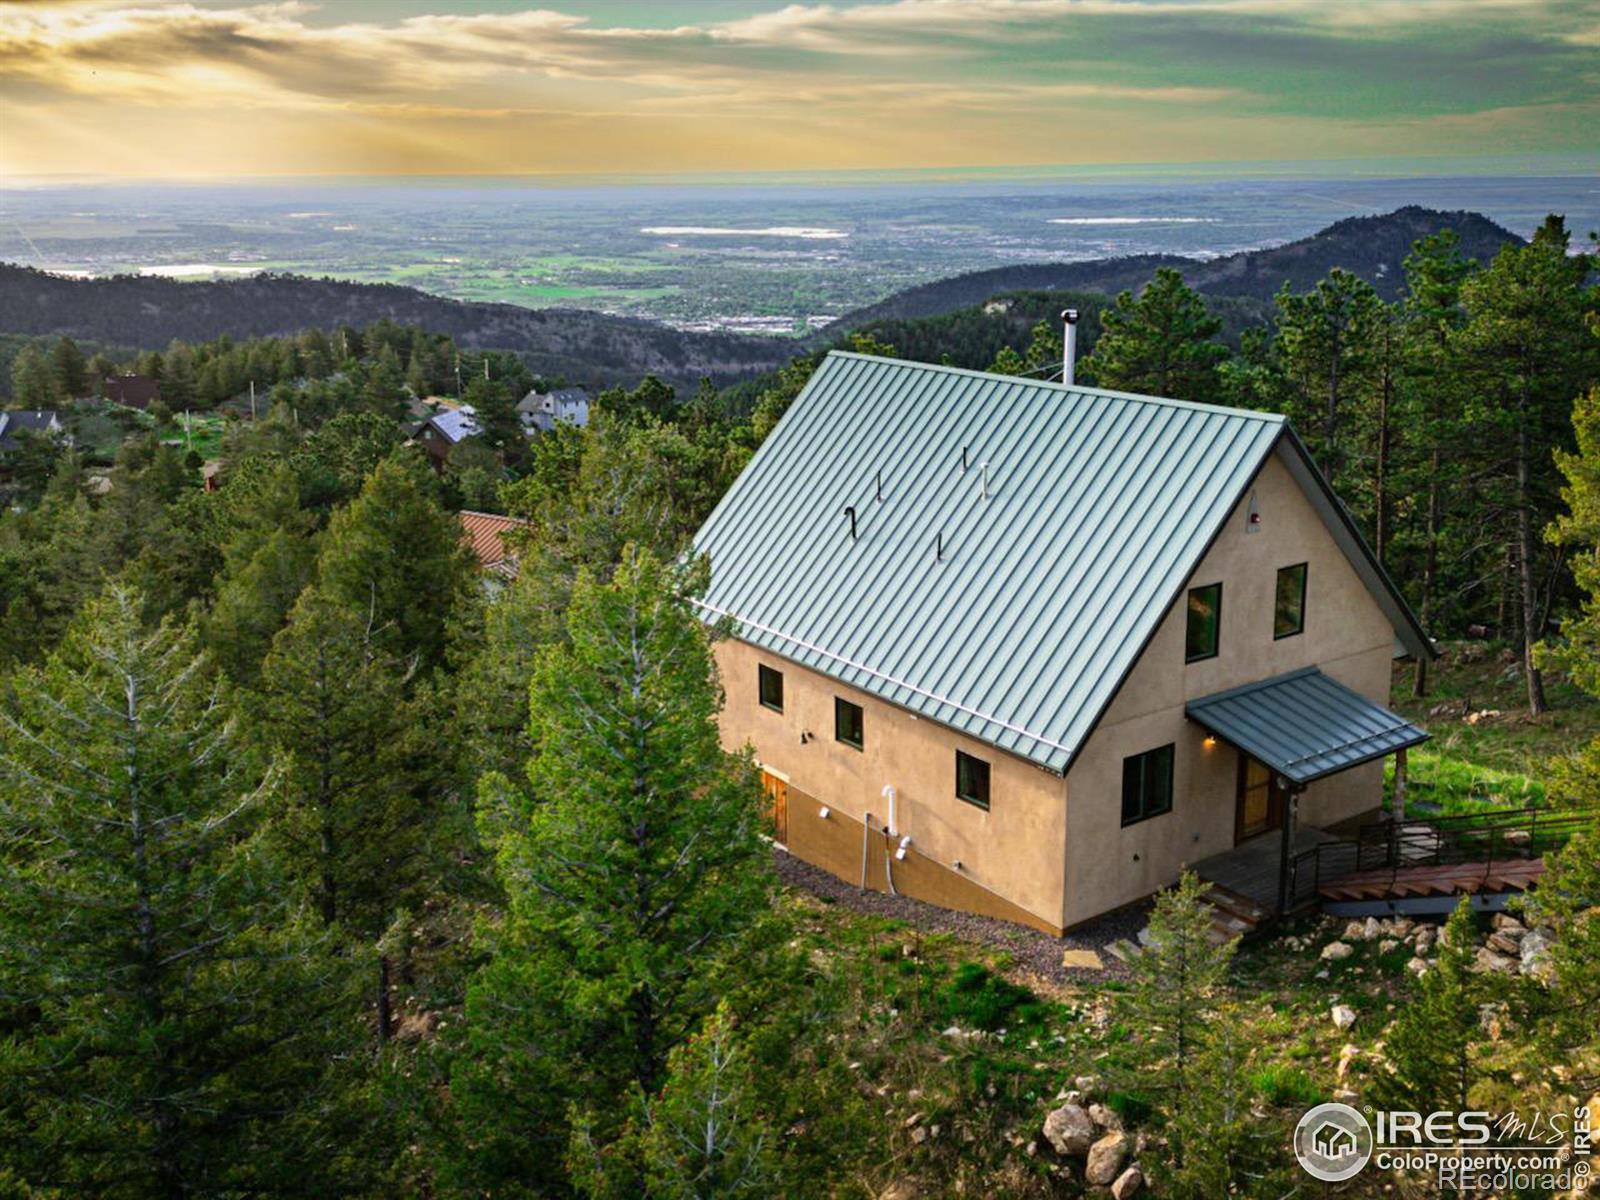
[1284,805,1597,911]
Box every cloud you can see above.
[0,0,1595,176]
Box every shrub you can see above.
[935,962,1042,1031]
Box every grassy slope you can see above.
[1389,641,1600,814]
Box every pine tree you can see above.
[1088,268,1227,403]
[1398,230,1475,697]
[315,453,474,673]
[446,548,773,1194]
[0,586,362,1198]
[50,336,88,399]
[8,342,57,407]
[1453,217,1598,713]
[1273,268,1384,486]
[1379,899,1483,1112]
[569,1002,778,1200]
[1120,872,1236,1120]
[255,588,450,1041]
[361,343,407,420]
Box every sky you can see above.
[0,0,1597,179]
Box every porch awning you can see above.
[1186,667,1429,786]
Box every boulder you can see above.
[1503,829,1532,847]
[1111,1165,1145,1200]
[1331,1004,1358,1031]
[1492,914,1525,933]
[1379,938,1399,954]
[878,1181,918,1200]
[1405,957,1430,978]
[1074,1074,1100,1097]
[1088,1102,1124,1131]
[1042,1103,1096,1157]
[1321,941,1354,962]
[1519,928,1554,981]
[1485,932,1522,956]
[1085,1132,1131,1186]
[1473,947,1518,974]
[1336,1044,1361,1080]
[1342,920,1366,941]
[1362,916,1382,941]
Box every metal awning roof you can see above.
[1186,667,1429,786]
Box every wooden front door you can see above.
[759,769,789,845]
[1236,754,1286,843]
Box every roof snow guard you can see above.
[692,352,1429,775]
[1187,667,1429,785]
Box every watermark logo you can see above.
[1294,1102,1374,1182]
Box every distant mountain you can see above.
[0,208,1525,388]
[827,206,1523,329]
[0,266,796,389]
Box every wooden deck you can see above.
[1192,825,1340,912]
[1318,858,1546,902]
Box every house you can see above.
[457,510,529,591]
[691,352,1432,935]
[417,405,482,468]
[103,375,161,410]
[0,409,66,457]
[517,387,590,435]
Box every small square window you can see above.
[834,698,864,750]
[1121,744,1174,826]
[1185,583,1221,662]
[956,750,991,810]
[758,664,784,712]
[1274,563,1307,639]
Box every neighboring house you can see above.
[417,405,482,468]
[458,510,529,591]
[0,409,66,458]
[103,375,161,410]
[517,387,590,435]
[692,352,1432,936]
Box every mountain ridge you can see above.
[0,207,1528,388]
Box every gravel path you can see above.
[775,849,1149,987]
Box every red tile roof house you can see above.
[457,510,529,589]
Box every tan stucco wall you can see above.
[712,637,1068,929]
[1061,447,1398,927]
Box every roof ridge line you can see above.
[826,351,1291,425]
[693,596,1074,762]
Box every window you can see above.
[758,664,784,712]
[1185,583,1222,662]
[1121,744,1174,826]
[1274,563,1307,639]
[834,697,864,750]
[956,750,991,810]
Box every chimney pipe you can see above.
[1061,309,1080,387]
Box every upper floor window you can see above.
[1121,743,1174,826]
[956,750,991,810]
[758,664,784,712]
[1185,583,1221,662]
[835,697,864,750]
[1274,563,1307,639]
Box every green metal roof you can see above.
[693,351,1424,774]
[1187,667,1429,785]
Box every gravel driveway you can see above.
[775,850,1148,987]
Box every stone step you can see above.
[1105,938,1144,964]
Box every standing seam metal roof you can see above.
[1186,667,1429,784]
[693,352,1290,774]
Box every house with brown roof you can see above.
[457,510,529,588]
[103,375,162,410]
